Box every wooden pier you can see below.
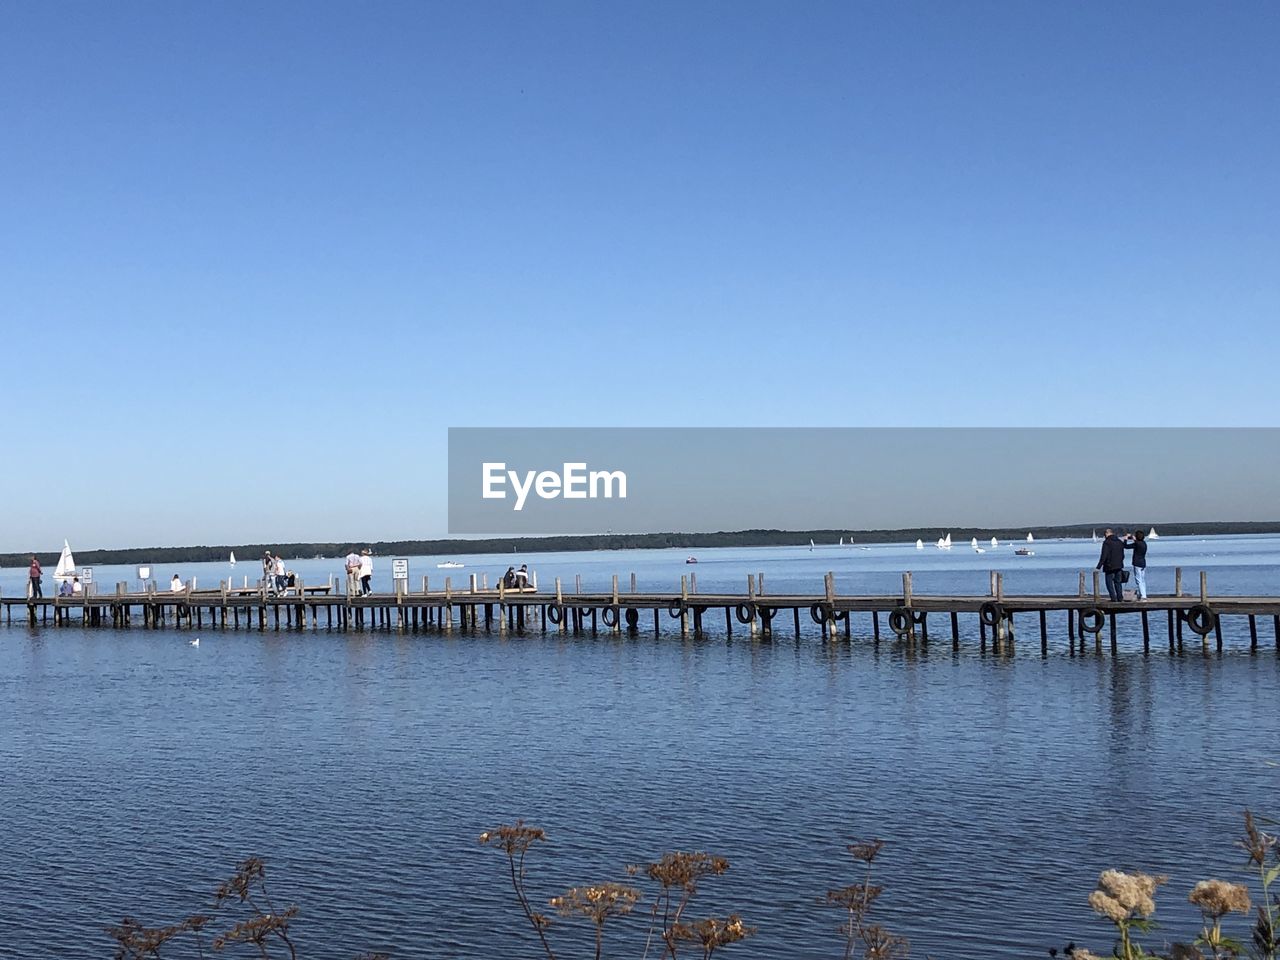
[3,568,1280,656]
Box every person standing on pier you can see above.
[344,549,361,597]
[1124,530,1149,600]
[359,548,373,596]
[1096,529,1126,602]
[273,554,287,594]
[28,556,42,599]
[263,551,276,596]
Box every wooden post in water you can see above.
[824,572,836,640]
[1092,570,1100,600]
[951,611,960,650]
[554,578,565,635]
[1175,567,1183,597]
[747,575,758,640]
[611,575,621,634]
[1200,571,1208,603]
[680,575,689,638]
[690,572,697,594]
[630,572,637,594]
[1078,572,1086,597]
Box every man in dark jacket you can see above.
[1096,529,1126,602]
[1124,530,1149,600]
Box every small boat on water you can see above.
[436,561,465,569]
[915,539,924,550]
[990,536,998,548]
[229,551,237,566]
[53,540,76,582]
[1014,547,1034,557]
[685,557,698,564]
[1026,532,1035,543]
[1149,528,1160,539]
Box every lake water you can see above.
[1,535,1278,957]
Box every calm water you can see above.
[1,536,1278,958]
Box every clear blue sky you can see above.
[1,1,1276,551]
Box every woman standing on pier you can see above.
[28,556,42,599]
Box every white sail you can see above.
[1026,532,1034,542]
[990,537,998,548]
[944,533,952,548]
[809,539,815,551]
[839,536,844,546]
[1149,527,1159,539]
[53,540,76,581]
[970,537,978,549]
[229,551,237,566]
[915,539,924,550]
[1091,530,1098,542]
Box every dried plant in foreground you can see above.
[824,837,907,960]
[479,821,558,959]
[550,883,642,960]
[104,857,382,959]
[1087,868,1167,960]
[480,822,754,960]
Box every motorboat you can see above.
[436,561,465,569]
[685,557,698,564]
[1014,547,1034,557]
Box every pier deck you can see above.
[3,568,1279,655]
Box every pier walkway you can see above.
[3,568,1279,655]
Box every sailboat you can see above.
[990,536,998,548]
[53,540,76,582]
[1149,528,1159,539]
[839,536,844,546]
[1091,530,1098,543]
[809,539,815,551]
[915,539,924,550]
[1026,532,1035,543]
[229,551,237,566]
[936,533,952,550]
[970,537,978,549]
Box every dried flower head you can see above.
[825,883,884,912]
[670,914,755,952]
[1088,869,1167,921]
[479,820,548,856]
[1188,879,1251,919]
[847,840,886,864]
[643,851,730,891]
[213,857,268,905]
[1239,810,1278,868]
[549,883,641,923]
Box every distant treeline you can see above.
[4,521,1279,568]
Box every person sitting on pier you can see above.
[514,564,529,588]
[59,579,73,597]
[502,566,517,588]
[171,574,185,593]
[1096,529,1126,602]
[71,577,83,595]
